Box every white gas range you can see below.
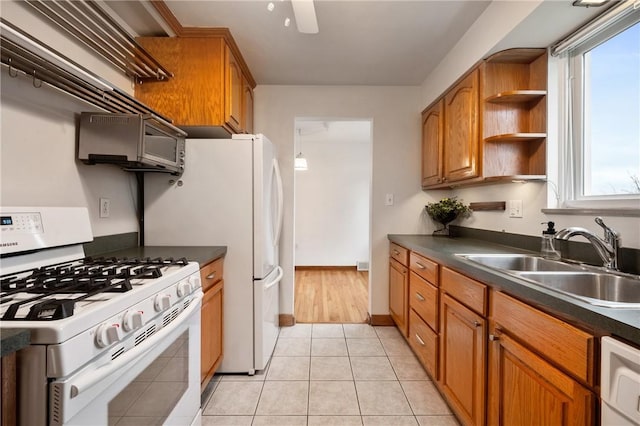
[0,207,203,426]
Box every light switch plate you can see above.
[385,193,394,206]
[508,200,523,218]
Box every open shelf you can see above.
[485,133,547,143]
[485,90,546,104]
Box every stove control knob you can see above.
[154,294,171,312]
[122,310,144,332]
[95,323,120,348]
[188,275,201,289]
[177,281,192,297]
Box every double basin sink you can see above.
[457,254,640,308]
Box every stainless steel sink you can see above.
[457,253,640,307]
[460,254,580,272]
[515,272,640,307]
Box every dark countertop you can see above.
[388,234,640,346]
[98,246,227,268]
[1,329,30,357]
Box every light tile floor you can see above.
[202,324,459,426]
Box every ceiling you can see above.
[107,1,606,87]
[108,0,492,86]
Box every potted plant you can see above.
[425,197,471,236]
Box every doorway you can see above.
[293,119,372,323]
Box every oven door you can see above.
[49,295,202,426]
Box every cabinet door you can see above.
[444,69,480,183]
[243,75,254,134]
[225,46,243,133]
[422,99,444,187]
[389,258,408,337]
[440,293,486,426]
[488,326,594,426]
[201,282,223,385]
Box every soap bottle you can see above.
[541,221,561,260]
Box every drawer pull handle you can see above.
[393,250,400,255]
[415,334,425,346]
[206,272,216,280]
[474,321,481,328]
[415,262,426,269]
[415,292,426,302]
[489,334,500,341]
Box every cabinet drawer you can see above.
[389,243,409,266]
[200,257,224,293]
[409,309,438,380]
[409,252,438,285]
[441,267,487,316]
[409,272,438,331]
[492,291,595,385]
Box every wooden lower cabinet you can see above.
[389,258,409,336]
[409,309,438,379]
[439,293,486,426]
[200,258,224,389]
[487,326,594,425]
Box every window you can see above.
[558,5,640,209]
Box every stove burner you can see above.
[0,256,189,320]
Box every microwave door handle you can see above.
[68,293,202,398]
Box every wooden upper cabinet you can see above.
[243,75,254,134]
[443,69,480,183]
[226,46,243,133]
[422,99,444,187]
[135,35,255,137]
[421,48,547,189]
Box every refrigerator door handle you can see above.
[264,266,284,290]
[272,158,284,247]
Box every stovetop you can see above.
[1,256,190,321]
[0,255,200,345]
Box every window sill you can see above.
[541,208,640,217]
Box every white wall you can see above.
[255,86,440,316]
[0,1,139,237]
[419,0,640,250]
[295,121,372,267]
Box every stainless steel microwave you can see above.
[78,113,187,175]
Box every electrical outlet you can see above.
[508,200,523,218]
[100,198,111,218]
[385,193,394,206]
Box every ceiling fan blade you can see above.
[291,0,319,34]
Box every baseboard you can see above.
[295,266,357,271]
[368,314,395,326]
[279,314,296,327]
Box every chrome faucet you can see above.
[555,217,621,270]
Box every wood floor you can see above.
[294,268,369,323]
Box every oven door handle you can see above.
[69,292,202,399]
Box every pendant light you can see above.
[295,129,308,171]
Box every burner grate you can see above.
[0,256,190,320]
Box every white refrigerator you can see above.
[144,134,284,374]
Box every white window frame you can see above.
[554,4,640,211]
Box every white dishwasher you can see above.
[601,337,640,425]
